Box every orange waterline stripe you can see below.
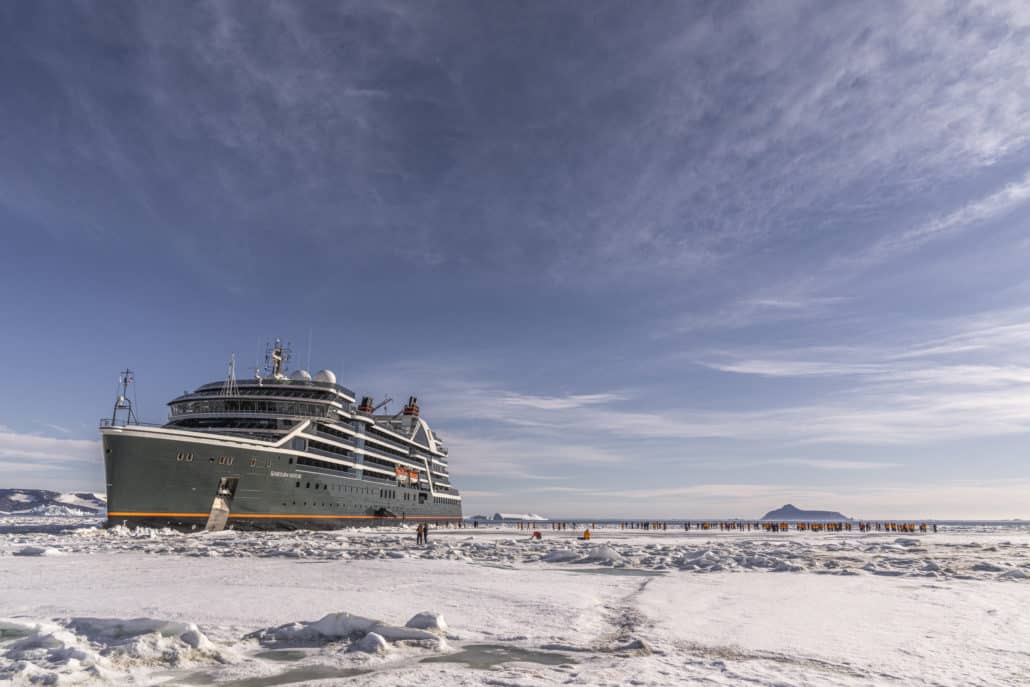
[107,511,463,520]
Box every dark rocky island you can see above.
[760,503,850,521]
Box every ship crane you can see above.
[357,396,393,413]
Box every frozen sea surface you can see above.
[1,516,1028,685]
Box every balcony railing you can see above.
[99,418,165,429]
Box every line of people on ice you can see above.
[512,520,940,534]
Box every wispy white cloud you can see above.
[860,169,1030,267]
[498,392,627,411]
[702,357,883,378]
[768,458,900,471]
[0,428,99,464]
[0,427,103,491]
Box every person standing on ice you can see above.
[423,522,430,544]
[416,523,423,545]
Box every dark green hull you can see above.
[102,428,462,530]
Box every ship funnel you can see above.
[358,396,374,413]
[403,396,420,416]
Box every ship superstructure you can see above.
[100,340,462,530]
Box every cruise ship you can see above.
[100,340,462,530]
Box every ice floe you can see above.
[2,519,1028,583]
[0,616,228,685]
[248,611,447,649]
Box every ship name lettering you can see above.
[270,471,301,479]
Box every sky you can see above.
[2,1,1030,519]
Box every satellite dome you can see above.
[290,369,312,381]
[314,369,337,384]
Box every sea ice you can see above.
[1,519,1029,685]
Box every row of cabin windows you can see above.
[285,454,403,485]
[362,443,425,470]
[307,439,352,459]
[298,480,374,495]
[361,470,396,484]
[170,400,331,418]
[362,455,405,472]
[363,437,413,461]
[294,481,418,504]
[191,387,337,401]
[296,455,351,473]
[171,417,286,430]
[366,427,419,452]
[281,500,433,511]
[315,423,355,442]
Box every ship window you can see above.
[296,481,300,487]
[288,458,293,464]
[306,482,310,488]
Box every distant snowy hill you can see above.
[760,503,850,521]
[0,489,106,516]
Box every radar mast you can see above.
[221,353,240,397]
[263,339,292,380]
[110,369,139,425]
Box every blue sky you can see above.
[2,1,1030,519]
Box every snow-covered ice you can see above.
[1,516,1028,685]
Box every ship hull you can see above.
[102,427,462,530]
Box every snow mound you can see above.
[350,631,388,654]
[13,546,65,557]
[405,611,448,634]
[541,549,579,563]
[0,617,225,685]
[578,544,624,566]
[68,617,216,652]
[249,611,446,650]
